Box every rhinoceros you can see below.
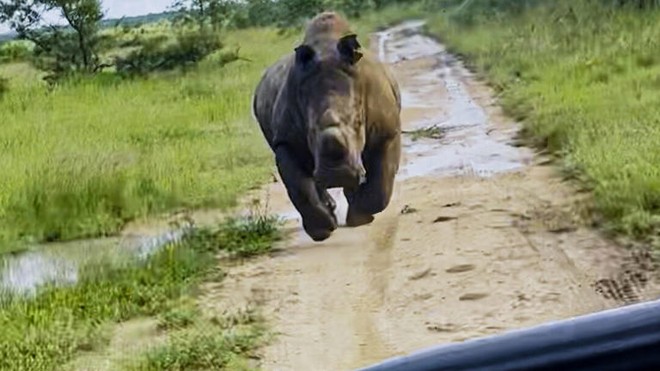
[252,11,402,241]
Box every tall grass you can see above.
[0,28,298,251]
[426,1,660,242]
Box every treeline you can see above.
[0,0,234,84]
[1,0,659,86]
[0,0,420,86]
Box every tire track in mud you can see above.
[203,20,660,371]
[353,206,401,365]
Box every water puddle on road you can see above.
[0,223,190,296]
[380,20,532,180]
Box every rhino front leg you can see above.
[344,135,401,227]
[275,145,338,241]
[316,184,337,224]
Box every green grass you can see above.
[0,27,298,252]
[157,300,199,332]
[130,307,267,371]
[0,212,282,371]
[424,1,660,243]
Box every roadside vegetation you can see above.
[0,26,290,251]
[0,210,282,371]
[416,0,660,246]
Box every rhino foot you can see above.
[325,196,337,212]
[302,201,338,242]
[317,187,336,211]
[305,227,334,242]
[303,216,337,241]
[345,207,375,227]
[325,199,338,226]
[317,187,338,226]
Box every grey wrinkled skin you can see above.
[252,11,402,242]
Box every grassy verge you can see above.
[0,27,297,252]
[127,306,267,370]
[0,211,283,371]
[423,1,660,244]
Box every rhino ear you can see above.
[295,44,316,67]
[337,33,363,65]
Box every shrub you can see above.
[0,41,32,63]
[114,27,229,77]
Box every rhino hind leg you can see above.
[275,146,338,241]
[344,135,401,227]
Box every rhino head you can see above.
[291,33,367,190]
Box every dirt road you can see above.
[202,20,660,371]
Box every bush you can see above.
[31,29,115,85]
[241,0,281,27]
[0,41,32,63]
[115,28,230,77]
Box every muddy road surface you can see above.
[204,20,660,371]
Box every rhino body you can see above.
[252,11,402,241]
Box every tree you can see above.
[170,0,232,31]
[242,0,279,27]
[334,0,375,18]
[272,0,324,30]
[111,0,235,78]
[114,26,229,77]
[0,0,108,82]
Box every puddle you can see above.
[1,224,190,297]
[378,20,532,180]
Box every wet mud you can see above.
[386,21,532,180]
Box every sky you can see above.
[0,0,173,34]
